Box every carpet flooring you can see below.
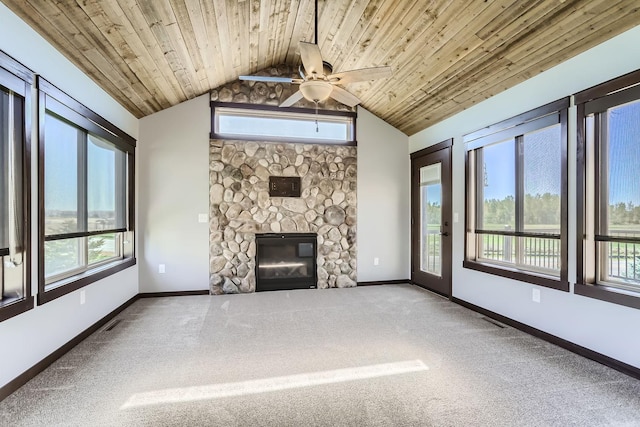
[1,284,639,426]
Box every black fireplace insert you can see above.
[255,233,317,292]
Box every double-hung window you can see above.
[0,51,32,322]
[464,99,569,291]
[576,69,640,308]
[38,77,135,304]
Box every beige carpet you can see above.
[1,284,639,426]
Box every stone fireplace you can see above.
[209,140,357,294]
[208,66,358,294]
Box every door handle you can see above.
[441,232,449,237]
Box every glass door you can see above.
[420,163,442,277]
[411,141,452,297]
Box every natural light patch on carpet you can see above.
[121,360,429,408]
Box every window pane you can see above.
[45,238,83,278]
[217,108,352,142]
[523,124,561,234]
[0,89,8,250]
[478,234,560,272]
[45,114,80,235]
[520,235,560,271]
[88,135,126,231]
[88,233,120,265]
[2,255,25,300]
[600,241,640,287]
[480,139,515,231]
[479,233,515,264]
[420,163,441,276]
[605,100,640,238]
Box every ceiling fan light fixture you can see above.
[300,80,333,103]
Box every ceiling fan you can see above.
[239,0,392,108]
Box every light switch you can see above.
[532,288,541,303]
[198,213,208,223]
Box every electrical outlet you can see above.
[374,257,379,266]
[159,264,166,274]
[80,290,86,305]
[532,288,541,303]
[198,213,208,223]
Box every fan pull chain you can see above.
[315,101,319,132]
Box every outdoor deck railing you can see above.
[479,228,640,282]
[480,231,560,272]
[607,240,640,281]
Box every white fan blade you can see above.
[329,66,393,85]
[299,41,324,76]
[279,90,305,107]
[239,75,294,83]
[329,86,361,107]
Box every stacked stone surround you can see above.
[209,140,357,294]
[209,65,357,295]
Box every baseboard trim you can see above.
[0,294,139,403]
[138,290,210,298]
[410,281,451,299]
[357,279,410,286]
[451,297,640,381]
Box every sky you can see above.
[482,125,561,201]
[45,114,118,213]
[481,101,640,206]
[608,100,640,206]
[42,100,640,215]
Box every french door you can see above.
[411,140,452,297]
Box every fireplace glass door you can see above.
[255,233,317,291]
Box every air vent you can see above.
[481,316,506,329]
[104,319,122,332]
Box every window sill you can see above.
[0,296,34,323]
[574,282,640,310]
[38,257,136,305]
[210,132,357,147]
[463,260,569,292]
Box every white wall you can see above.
[410,25,640,369]
[0,4,139,389]
[137,100,411,292]
[138,94,211,292]
[357,107,411,282]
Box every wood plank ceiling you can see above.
[2,0,639,135]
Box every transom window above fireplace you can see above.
[211,103,356,145]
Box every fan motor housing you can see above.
[298,61,333,78]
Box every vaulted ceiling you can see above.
[2,0,638,135]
